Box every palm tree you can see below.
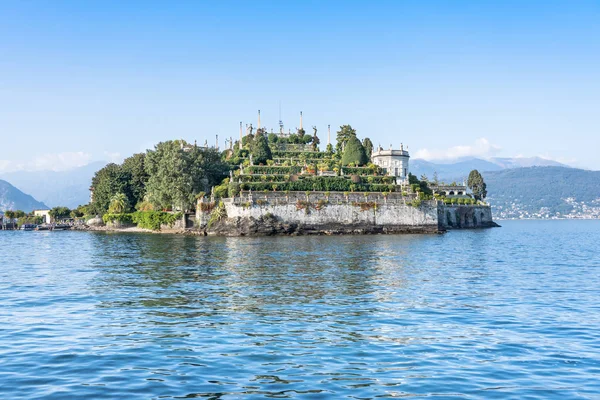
[108,193,128,214]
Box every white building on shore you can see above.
[371,144,410,184]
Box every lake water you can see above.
[1,220,599,399]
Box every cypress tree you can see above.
[467,170,487,201]
[341,136,368,166]
[250,132,272,165]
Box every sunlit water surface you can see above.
[1,220,599,399]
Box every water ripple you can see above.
[1,220,599,399]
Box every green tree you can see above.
[336,125,357,154]
[145,140,228,211]
[121,153,149,208]
[250,132,272,165]
[325,143,334,155]
[4,210,15,220]
[49,206,71,221]
[108,193,129,214]
[14,210,26,219]
[362,137,374,159]
[341,136,369,166]
[70,205,88,219]
[90,163,128,215]
[467,170,487,201]
[297,128,306,142]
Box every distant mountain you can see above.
[0,179,49,212]
[485,167,600,219]
[490,157,567,169]
[0,161,106,209]
[411,158,502,181]
[410,157,569,181]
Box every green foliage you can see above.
[207,201,227,228]
[467,169,487,201]
[245,165,302,175]
[213,178,229,199]
[341,136,368,166]
[121,153,149,207]
[90,163,128,215]
[228,182,241,197]
[335,125,357,154]
[362,137,374,159]
[16,215,44,227]
[136,200,155,211]
[108,192,129,214]
[250,132,273,165]
[131,211,182,230]
[144,140,228,211]
[70,205,88,219]
[49,206,71,220]
[410,198,422,207]
[102,213,134,224]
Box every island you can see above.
[1,113,498,235]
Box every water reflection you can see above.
[2,223,599,399]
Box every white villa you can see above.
[371,144,410,183]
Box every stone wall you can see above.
[199,196,498,235]
[208,199,440,235]
[439,205,498,229]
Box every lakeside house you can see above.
[33,209,52,224]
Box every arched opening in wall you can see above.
[455,210,461,228]
[481,212,485,222]
[472,214,477,226]
[449,191,455,195]
[457,191,463,195]
[446,211,453,227]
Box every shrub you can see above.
[132,211,182,230]
[102,213,133,224]
[341,136,368,166]
[207,201,227,229]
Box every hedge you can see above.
[131,211,182,231]
[238,177,397,193]
[245,165,302,175]
[102,213,134,224]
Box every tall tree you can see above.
[341,136,369,166]
[467,170,488,201]
[90,163,128,215]
[362,137,374,159]
[250,132,272,165]
[145,140,229,211]
[121,153,149,208]
[335,125,357,154]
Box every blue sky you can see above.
[1,1,599,171]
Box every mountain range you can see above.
[0,161,106,209]
[410,156,567,182]
[0,179,48,212]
